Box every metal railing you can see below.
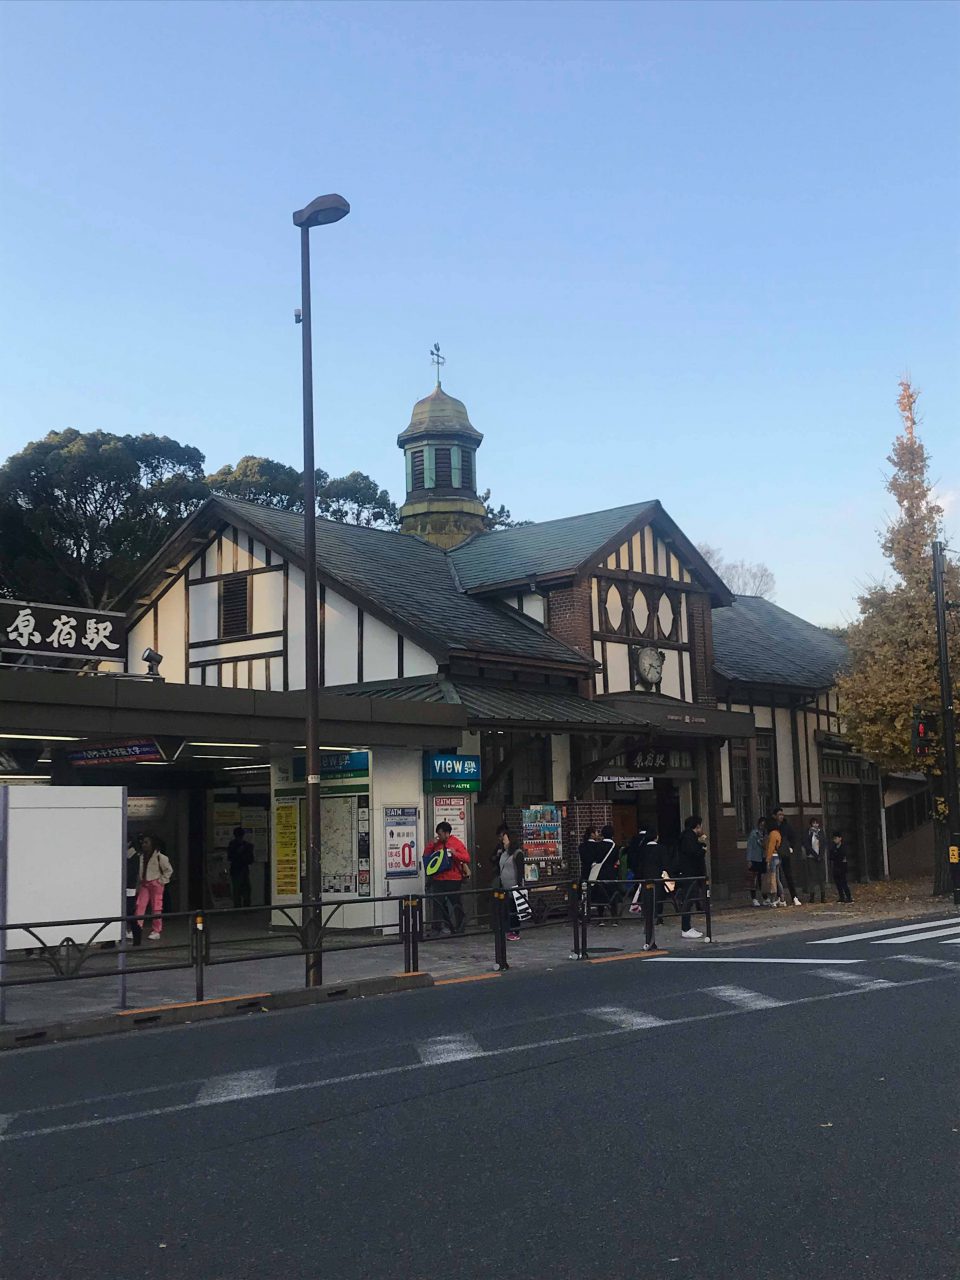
[0,876,714,1024]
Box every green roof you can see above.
[211,497,591,669]
[712,596,849,688]
[449,503,658,590]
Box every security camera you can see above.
[141,648,164,678]
[294,307,302,324]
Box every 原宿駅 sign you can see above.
[1,600,125,665]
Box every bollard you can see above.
[570,881,582,959]
[580,881,591,960]
[411,896,422,972]
[192,913,205,1002]
[704,877,713,942]
[400,897,411,974]
[493,891,509,971]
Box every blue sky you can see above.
[1,0,957,625]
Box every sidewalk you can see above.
[1,878,954,1033]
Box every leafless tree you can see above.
[696,543,776,599]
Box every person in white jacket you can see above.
[135,835,174,941]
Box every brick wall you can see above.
[545,580,593,659]
[687,592,717,706]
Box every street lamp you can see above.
[293,192,350,987]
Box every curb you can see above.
[0,972,434,1052]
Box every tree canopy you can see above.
[836,381,959,775]
[0,430,207,608]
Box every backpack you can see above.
[424,845,454,877]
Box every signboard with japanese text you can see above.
[433,796,468,847]
[68,740,165,767]
[422,753,481,793]
[273,798,301,898]
[291,752,370,784]
[384,806,419,878]
[521,804,563,861]
[1,600,125,665]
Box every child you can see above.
[829,831,853,903]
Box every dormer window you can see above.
[220,574,250,638]
[411,449,425,490]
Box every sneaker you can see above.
[642,942,658,952]
[681,927,703,939]
[595,919,606,927]
[125,931,133,941]
[147,931,161,941]
[629,903,641,914]
[793,897,802,907]
[751,898,762,908]
[506,931,520,942]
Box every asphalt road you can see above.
[2,913,959,1280]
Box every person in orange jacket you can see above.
[764,821,785,906]
[422,821,471,935]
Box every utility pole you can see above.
[932,540,960,906]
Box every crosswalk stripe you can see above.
[195,1069,278,1105]
[705,985,784,1011]
[810,967,893,990]
[889,954,960,972]
[416,1034,481,1065]
[809,919,960,945]
[590,1006,669,1029]
[870,924,960,945]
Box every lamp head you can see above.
[292,194,350,229]
[142,648,163,678]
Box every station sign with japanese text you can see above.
[67,739,166,767]
[385,806,419,878]
[1,600,125,665]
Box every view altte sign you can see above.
[0,600,125,664]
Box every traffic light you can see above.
[911,708,937,758]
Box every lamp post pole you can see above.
[932,540,960,906]
[293,194,350,987]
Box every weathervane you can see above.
[430,342,445,387]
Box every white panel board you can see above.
[404,640,437,678]
[606,642,630,693]
[775,707,795,803]
[4,787,124,948]
[324,591,359,686]
[521,593,546,624]
[660,649,682,699]
[156,583,186,684]
[363,613,399,681]
[287,567,305,689]
[189,581,218,642]
[127,614,153,676]
[251,569,284,635]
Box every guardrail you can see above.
[0,876,714,1023]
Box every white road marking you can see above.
[811,967,893,990]
[704,985,784,1010]
[417,1034,481,1065]
[195,1069,278,1105]
[649,957,863,965]
[1,976,943,1145]
[808,919,960,945]
[871,925,960,945]
[891,954,960,971]
[590,1006,668,1029]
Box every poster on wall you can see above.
[385,806,419,878]
[433,796,468,847]
[274,798,300,898]
[521,804,562,860]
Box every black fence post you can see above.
[570,881,581,958]
[400,896,410,974]
[704,877,713,942]
[411,896,421,972]
[493,891,509,971]
[193,913,205,1003]
[581,880,591,960]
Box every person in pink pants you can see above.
[135,835,174,940]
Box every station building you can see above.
[0,375,884,917]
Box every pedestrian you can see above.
[125,838,142,945]
[422,821,471,935]
[226,826,255,909]
[830,830,854,903]
[746,817,769,906]
[772,806,802,906]
[802,817,827,904]
[627,829,672,951]
[677,815,708,939]
[578,827,602,883]
[494,824,525,942]
[135,835,173,941]
[591,824,622,925]
[764,819,785,906]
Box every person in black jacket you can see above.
[772,807,802,906]
[627,830,671,950]
[677,815,707,939]
[830,830,853,903]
